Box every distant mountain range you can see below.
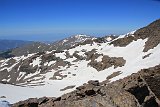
[0,34,116,58]
[10,34,96,56]
[0,40,33,52]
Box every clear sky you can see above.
[0,0,160,41]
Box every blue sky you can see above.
[0,0,160,41]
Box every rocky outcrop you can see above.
[135,19,160,52]
[13,64,160,107]
[140,66,160,101]
[110,19,160,52]
[106,71,122,80]
[60,85,76,91]
[88,54,126,71]
[85,49,126,71]
[12,97,54,107]
[110,36,136,47]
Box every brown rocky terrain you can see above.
[13,64,160,107]
[110,19,160,52]
[84,49,126,71]
[88,55,126,71]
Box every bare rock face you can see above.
[12,97,53,107]
[110,36,136,47]
[110,19,160,52]
[140,66,160,101]
[84,49,126,71]
[134,19,160,52]
[60,85,76,91]
[13,64,160,107]
[88,55,126,71]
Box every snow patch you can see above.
[116,30,136,40]
[106,37,112,41]
[30,57,41,67]
[48,61,56,66]
[55,52,66,59]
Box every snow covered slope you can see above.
[0,19,160,104]
[0,100,10,107]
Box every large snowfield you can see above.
[0,34,160,104]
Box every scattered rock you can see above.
[60,85,76,91]
[142,53,152,59]
[88,80,99,86]
[106,71,122,80]
[38,97,49,105]
[0,96,6,98]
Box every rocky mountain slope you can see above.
[10,34,96,56]
[0,19,160,106]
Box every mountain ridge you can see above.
[9,34,96,57]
